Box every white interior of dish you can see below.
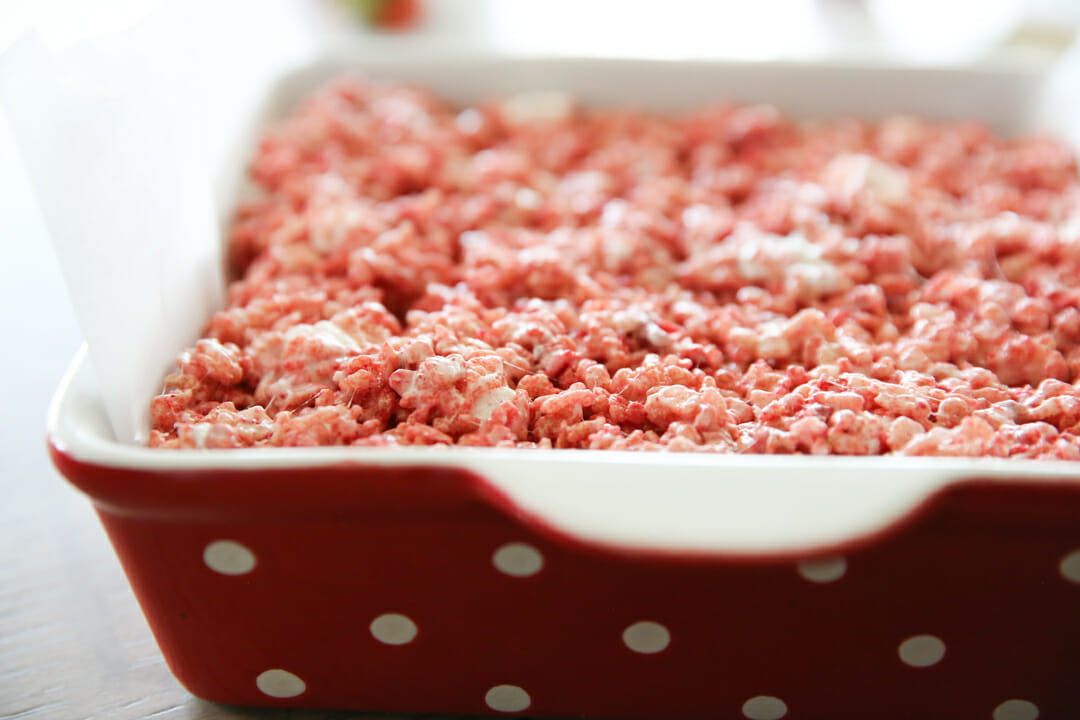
[51,348,1080,555]
[48,50,1080,555]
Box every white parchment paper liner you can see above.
[0,0,329,442]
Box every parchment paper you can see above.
[0,0,331,442]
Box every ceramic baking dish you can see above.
[48,51,1080,720]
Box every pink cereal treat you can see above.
[148,77,1080,457]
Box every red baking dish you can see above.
[48,52,1080,719]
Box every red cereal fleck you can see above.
[150,77,1080,457]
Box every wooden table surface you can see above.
[0,108,439,720]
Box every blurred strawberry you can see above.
[339,0,422,30]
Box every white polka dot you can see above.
[742,695,788,720]
[898,634,946,667]
[1059,548,1080,584]
[203,540,256,575]
[993,699,1040,720]
[255,669,305,698]
[492,542,544,577]
[796,556,847,583]
[485,684,530,713]
[370,613,418,645]
[622,621,671,654]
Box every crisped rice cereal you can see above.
[150,78,1080,457]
